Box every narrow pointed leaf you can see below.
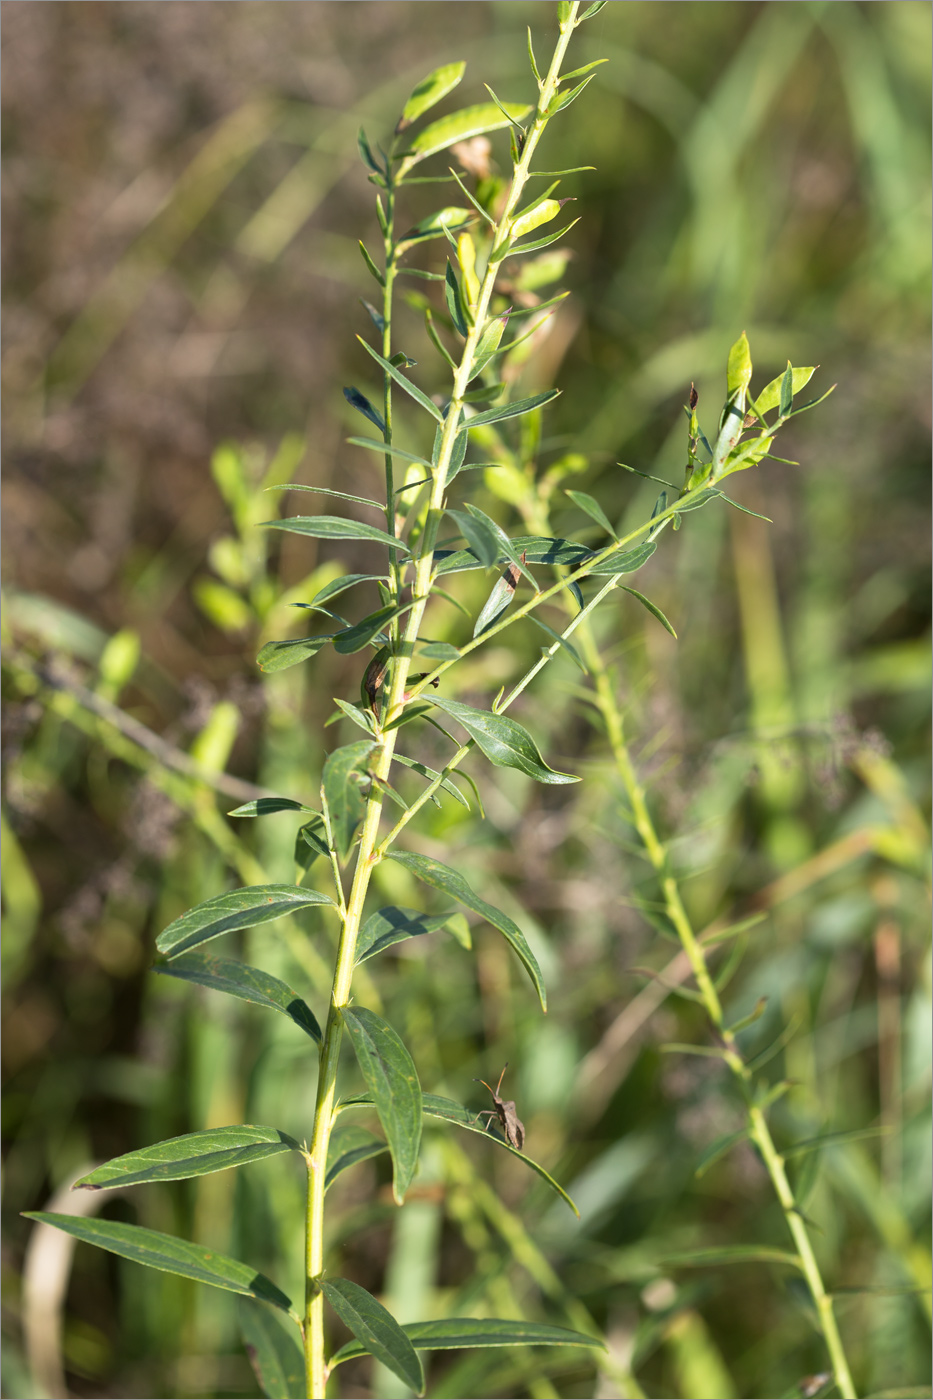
[400,62,466,127]
[444,427,470,485]
[694,1129,749,1179]
[153,951,323,1042]
[341,1007,422,1203]
[239,1301,305,1400]
[471,310,510,376]
[322,741,376,862]
[257,633,338,674]
[228,798,317,818]
[465,389,559,429]
[397,101,532,177]
[276,483,384,511]
[393,753,470,808]
[156,885,333,959]
[357,128,382,175]
[74,1125,301,1190]
[549,74,596,114]
[473,565,519,637]
[565,489,616,538]
[446,508,499,568]
[356,906,454,963]
[347,437,432,469]
[387,850,546,1009]
[416,640,460,661]
[263,516,411,554]
[333,605,401,655]
[662,1244,804,1272]
[321,1278,424,1394]
[619,586,677,638]
[398,207,473,247]
[530,617,586,671]
[331,1316,601,1367]
[343,387,385,432]
[751,365,816,418]
[779,362,794,418]
[445,260,470,336]
[359,239,385,286]
[587,540,658,575]
[23,1214,294,1312]
[357,338,443,421]
[328,697,377,735]
[429,695,578,785]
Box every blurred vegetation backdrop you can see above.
[2,3,930,1398]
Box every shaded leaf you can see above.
[156,886,333,959]
[228,798,317,818]
[341,1007,422,1203]
[530,617,586,671]
[330,1316,602,1367]
[321,1278,424,1394]
[694,1129,749,1179]
[473,564,519,637]
[446,508,499,568]
[393,753,469,808]
[154,951,323,1042]
[357,339,443,421]
[586,540,658,576]
[263,516,410,554]
[356,906,454,963]
[333,605,401,655]
[325,1124,388,1191]
[23,1214,294,1313]
[343,386,385,433]
[465,389,559,429]
[417,640,460,661]
[74,1125,300,1191]
[429,695,578,785]
[387,851,546,1010]
[445,260,470,337]
[662,1244,804,1272]
[322,741,377,862]
[239,1300,305,1400]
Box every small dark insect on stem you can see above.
[473,1062,525,1150]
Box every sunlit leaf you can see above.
[322,741,376,862]
[263,516,411,554]
[74,1125,300,1190]
[333,605,401,655]
[565,489,616,538]
[228,798,317,818]
[399,62,466,128]
[429,695,578,785]
[465,389,559,429]
[256,633,338,674]
[321,1278,424,1394]
[357,339,443,421]
[355,906,454,963]
[330,1315,602,1367]
[446,508,499,568]
[397,101,532,177]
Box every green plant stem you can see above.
[573,610,858,1399]
[302,12,587,1395]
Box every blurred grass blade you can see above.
[341,1006,422,1203]
[156,885,334,958]
[662,1245,804,1271]
[74,1125,300,1190]
[239,1301,305,1400]
[23,1213,295,1313]
[321,1278,424,1394]
[153,951,323,1042]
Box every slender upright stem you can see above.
[573,614,857,1399]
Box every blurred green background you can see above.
[2,3,930,1398]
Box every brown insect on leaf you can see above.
[473,1063,525,1150]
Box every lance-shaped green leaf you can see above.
[325,1124,388,1191]
[750,365,816,418]
[295,815,330,870]
[239,1301,305,1400]
[445,508,499,568]
[357,338,443,421]
[465,389,559,430]
[356,906,454,963]
[444,427,469,486]
[302,572,385,607]
[333,605,402,655]
[156,886,334,959]
[396,101,532,177]
[619,586,677,638]
[726,330,753,397]
[471,310,510,377]
[23,1214,294,1314]
[397,207,473,249]
[257,632,338,674]
[445,260,470,337]
[399,62,466,128]
[341,1007,422,1203]
[386,850,546,1010]
[342,386,384,432]
[322,741,376,862]
[586,540,657,576]
[393,752,470,808]
[321,1278,424,1394]
[565,489,617,538]
[661,1244,805,1272]
[330,1316,603,1368]
[473,563,520,637]
[429,695,578,785]
[228,797,318,818]
[153,951,323,1043]
[347,437,433,469]
[530,617,586,671]
[74,1125,301,1191]
[263,516,411,554]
